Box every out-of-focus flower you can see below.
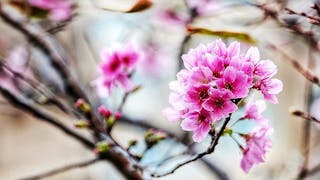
[28,0,72,21]
[188,0,225,16]
[163,40,282,142]
[92,43,141,97]
[157,8,188,25]
[240,125,273,173]
[0,46,29,93]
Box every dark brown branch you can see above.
[20,157,99,180]
[151,116,232,178]
[268,44,320,87]
[0,85,94,149]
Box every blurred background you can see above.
[0,0,320,179]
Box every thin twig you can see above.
[285,8,320,25]
[20,157,99,180]
[268,44,320,87]
[119,116,228,179]
[151,116,232,177]
[291,109,320,124]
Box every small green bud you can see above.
[94,141,111,154]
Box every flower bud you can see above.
[98,105,111,118]
[94,141,111,154]
[75,99,91,113]
[73,120,90,129]
[114,111,122,120]
[144,129,167,148]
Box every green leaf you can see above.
[187,26,257,44]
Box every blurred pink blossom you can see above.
[92,43,141,97]
[240,125,273,173]
[28,0,72,21]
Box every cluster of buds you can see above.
[144,129,168,149]
[98,105,122,130]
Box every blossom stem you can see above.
[151,115,232,177]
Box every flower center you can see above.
[215,99,224,107]
[199,90,208,100]
[225,83,233,91]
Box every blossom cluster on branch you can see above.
[163,40,282,172]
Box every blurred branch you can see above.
[20,157,99,180]
[151,115,231,178]
[291,109,320,124]
[0,61,74,115]
[268,44,320,87]
[0,4,145,179]
[0,85,95,149]
[285,8,320,25]
[252,3,318,49]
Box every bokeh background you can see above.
[1,0,320,179]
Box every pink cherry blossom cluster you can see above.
[28,0,72,21]
[163,39,282,142]
[163,39,282,172]
[93,44,141,97]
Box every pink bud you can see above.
[114,111,122,120]
[98,105,112,118]
[75,98,85,108]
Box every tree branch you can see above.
[291,109,320,124]
[20,157,99,180]
[0,85,95,149]
[268,44,320,87]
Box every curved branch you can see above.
[151,116,232,178]
[20,158,99,180]
[0,86,95,149]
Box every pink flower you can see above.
[181,109,214,142]
[185,84,210,110]
[202,89,237,120]
[240,125,272,173]
[216,67,250,98]
[0,46,30,93]
[163,40,282,143]
[92,43,141,97]
[28,0,72,21]
[214,40,240,67]
[243,100,267,124]
[259,78,283,104]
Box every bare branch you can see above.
[19,158,99,180]
[268,44,320,87]
[285,8,320,25]
[291,108,320,124]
